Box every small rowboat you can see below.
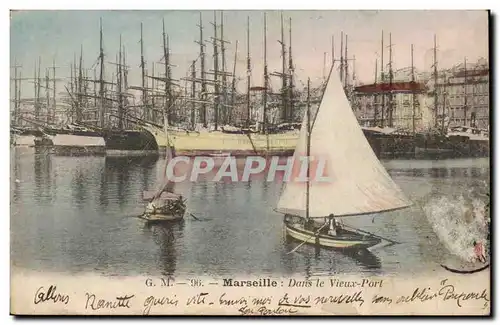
[284,216,381,250]
[139,192,186,223]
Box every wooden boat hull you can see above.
[284,219,381,250]
[139,213,184,223]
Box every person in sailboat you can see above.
[326,214,343,236]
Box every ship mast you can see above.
[77,45,83,123]
[45,69,50,124]
[246,16,251,128]
[344,33,348,89]
[373,58,378,126]
[340,31,344,84]
[411,43,416,134]
[288,17,294,122]
[52,59,57,123]
[263,12,268,133]
[280,12,287,123]
[118,35,124,130]
[197,13,207,128]
[212,11,220,130]
[220,11,227,125]
[463,57,468,126]
[191,60,196,129]
[380,30,385,127]
[140,22,148,122]
[433,34,438,128]
[305,77,311,222]
[388,32,394,128]
[230,41,238,124]
[98,17,105,128]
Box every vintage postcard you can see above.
[10,9,491,316]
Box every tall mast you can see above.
[163,23,173,125]
[373,58,378,126]
[340,31,344,84]
[230,40,238,123]
[305,77,311,221]
[220,11,227,125]
[77,45,83,123]
[99,17,105,128]
[263,12,268,133]
[118,34,124,130]
[463,57,468,126]
[411,44,416,134]
[191,60,196,129]
[18,70,22,125]
[380,30,385,127]
[52,59,57,123]
[197,13,207,127]
[140,22,147,122]
[388,32,394,127]
[280,12,287,123]
[45,69,50,124]
[288,17,294,122]
[433,34,438,128]
[442,74,447,132]
[212,11,220,130]
[12,60,19,125]
[36,57,41,121]
[344,33,348,89]
[246,16,251,128]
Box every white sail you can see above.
[152,113,175,201]
[276,68,412,218]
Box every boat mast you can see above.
[140,22,148,122]
[340,31,344,84]
[52,59,57,123]
[212,11,220,130]
[344,34,348,89]
[442,75,447,133]
[263,12,268,133]
[433,34,438,128]
[99,17,105,128]
[288,17,294,122]
[220,11,227,125]
[45,69,50,124]
[197,13,207,128]
[230,40,238,123]
[246,16,251,128]
[373,58,378,126]
[388,32,394,128]
[411,44,416,134]
[380,31,385,127]
[77,45,83,123]
[191,60,196,129]
[12,60,20,125]
[280,12,287,123]
[118,34,124,130]
[162,19,172,125]
[463,57,468,126]
[305,78,311,222]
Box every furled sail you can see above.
[276,67,412,218]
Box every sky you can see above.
[10,10,489,99]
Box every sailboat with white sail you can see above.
[276,66,412,251]
[140,113,186,223]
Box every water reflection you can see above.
[141,222,184,277]
[10,151,490,278]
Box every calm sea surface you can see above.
[10,148,490,278]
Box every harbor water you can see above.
[10,147,490,278]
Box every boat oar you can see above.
[189,212,201,221]
[342,224,401,245]
[287,222,328,255]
